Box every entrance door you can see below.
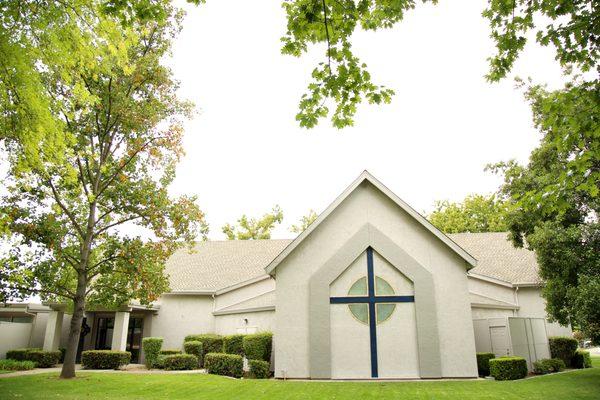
[95,317,115,350]
[126,318,144,363]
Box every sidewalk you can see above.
[0,364,207,379]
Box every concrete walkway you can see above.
[0,364,206,379]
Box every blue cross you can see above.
[329,247,415,378]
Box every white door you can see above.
[490,326,510,357]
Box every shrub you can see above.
[489,357,528,381]
[159,349,182,356]
[549,336,578,366]
[222,334,245,356]
[27,350,61,368]
[6,348,41,361]
[163,354,198,370]
[204,353,243,378]
[183,341,203,367]
[81,350,131,370]
[476,353,495,376]
[533,358,565,374]
[184,334,223,355]
[142,337,163,368]
[243,332,272,362]
[5,348,60,368]
[154,355,167,369]
[571,350,592,369]
[0,359,36,371]
[248,359,270,379]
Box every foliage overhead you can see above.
[428,194,509,234]
[489,80,599,343]
[223,206,283,240]
[281,0,598,127]
[290,209,318,233]
[0,0,208,378]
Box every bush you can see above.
[5,348,60,368]
[154,355,167,369]
[27,350,61,368]
[489,357,528,381]
[183,341,203,367]
[159,349,182,356]
[6,348,41,361]
[81,350,131,370]
[476,353,495,376]
[549,336,578,366]
[533,358,566,374]
[571,350,592,369]
[243,332,272,362]
[204,353,243,378]
[163,354,198,370]
[248,359,270,379]
[0,359,36,371]
[142,337,163,368]
[222,334,245,356]
[184,334,223,355]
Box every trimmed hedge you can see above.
[6,348,60,368]
[533,358,565,375]
[571,350,592,369]
[142,337,163,368]
[489,357,528,381]
[476,352,495,376]
[159,349,182,356]
[184,334,224,355]
[27,350,62,368]
[6,348,41,361]
[248,359,270,379]
[183,341,203,367]
[243,332,272,362]
[163,354,198,370]
[549,336,578,366]
[204,353,243,378]
[81,350,131,370]
[222,334,245,356]
[0,359,36,371]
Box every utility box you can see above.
[473,317,550,371]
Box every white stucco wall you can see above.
[0,322,32,359]
[214,278,275,310]
[516,287,571,337]
[151,295,215,349]
[468,278,515,304]
[214,310,274,335]
[471,307,514,320]
[274,181,478,379]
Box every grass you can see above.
[0,357,598,400]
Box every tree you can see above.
[488,80,599,342]
[428,194,509,234]
[0,0,208,378]
[222,206,284,240]
[282,0,598,127]
[290,209,318,233]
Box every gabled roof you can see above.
[165,240,290,293]
[265,171,477,275]
[450,232,542,286]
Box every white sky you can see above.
[166,0,566,240]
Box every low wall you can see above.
[0,321,33,359]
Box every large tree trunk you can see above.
[60,273,87,379]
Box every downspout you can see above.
[513,286,519,317]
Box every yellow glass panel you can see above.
[349,304,369,324]
[348,277,368,296]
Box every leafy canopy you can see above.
[489,80,599,342]
[0,0,208,377]
[223,206,284,240]
[428,194,509,234]
[290,209,318,234]
[282,0,598,127]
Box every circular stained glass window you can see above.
[346,276,396,325]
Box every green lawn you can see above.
[0,358,598,400]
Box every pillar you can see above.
[111,311,130,351]
[43,310,64,351]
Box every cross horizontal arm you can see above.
[329,295,415,304]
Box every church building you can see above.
[0,171,571,379]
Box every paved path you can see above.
[0,364,206,379]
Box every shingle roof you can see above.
[214,290,276,314]
[449,232,541,285]
[165,240,291,292]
